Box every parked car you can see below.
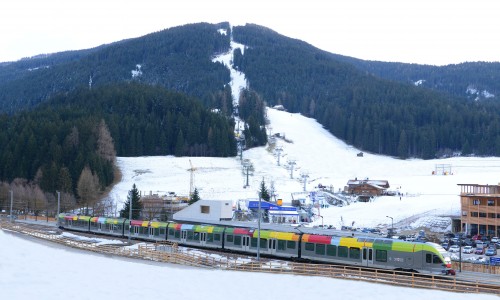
[491,237,499,243]
[441,242,450,250]
[463,246,474,254]
[448,245,460,252]
[475,247,485,255]
[485,247,497,256]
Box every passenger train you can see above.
[57,213,454,275]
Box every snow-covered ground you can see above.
[1,229,498,300]
[108,108,500,233]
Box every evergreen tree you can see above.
[258,178,271,202]
[120,183,142,219]
[189,188,201,205]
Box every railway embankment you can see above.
[1,221,499,295]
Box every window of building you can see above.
[488,199,495,206]
[479,212,487,218]
[200,205,210,214]
[471,212,478,217]
[473,199,480,205]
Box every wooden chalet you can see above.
[345,179,390,201]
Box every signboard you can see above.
[490,257,500,266]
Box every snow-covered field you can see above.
[108,108,500,232]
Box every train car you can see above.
[222,226,300,259]
[299,233,452,275]
[167,222,224,249]
[89,217,126,237]
[129,220,168,242]
[58,213,91,232]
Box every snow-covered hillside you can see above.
[108,108,500,233]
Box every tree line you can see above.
[0,82,239,215]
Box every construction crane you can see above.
[188,159,197,196]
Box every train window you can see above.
[251,238,258,247]
[338,246,348,257]
[174,230,180,238]
[187,231,194,240]
[375,250,387,262]
[326,245,337,256]
[227,234,234,243]
[365,239,374,243]
[426,254,432,263]
[433,255,442,264]
[316,244,326,255]
[207,233,214,242]
[349,247,360,259]
[193,232,200,240]
[260,239,268,249]
[234,235,242,246]
[278,240,286,250]
[214,234,221,241]
[168,229,174,236]
[287,241,296,249]
[305,243,315,251]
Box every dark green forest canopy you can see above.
[0,83,237,193]
[232,24,500,158]
[0,22,232,114]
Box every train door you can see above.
[200,232,207,246]
[242,236,250,251]
[180,230,188,243]
[149,227,155,238]
[98,222,103,232]
[362,247,374,267]
[133,226,139,236]
[268,239,277,255]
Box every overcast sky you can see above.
[1,0,499,65]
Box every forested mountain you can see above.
[1,21,500,163]
[232,24,500,158]
[0,83,236,199]
[328,55,500,102]
[0,22,232,114]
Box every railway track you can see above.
[2,220,500,295]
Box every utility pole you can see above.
[128,197,132,243]
[9,190,14,223]
[257,194,261,261]
[56,191,61,226]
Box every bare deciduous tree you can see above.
[97,119,116,162]
[77,166,100,215]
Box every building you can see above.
[345,179,390,200]
[140,193,188,221]
[458,183,500,237]
[173,199,233,223]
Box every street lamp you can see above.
[56,191,60,226]
[386,216,394,237]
